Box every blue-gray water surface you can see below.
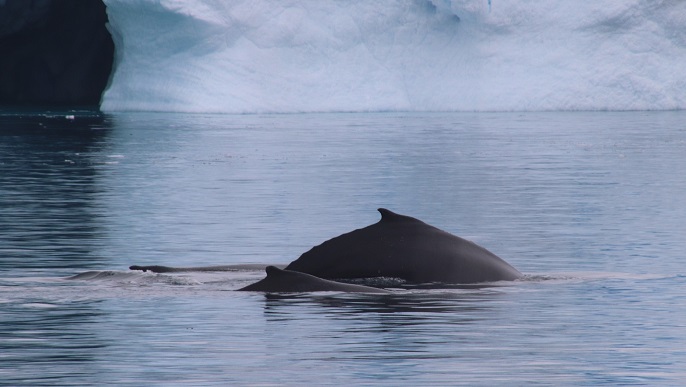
[1,111,685,386]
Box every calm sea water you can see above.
[1,111,685,386]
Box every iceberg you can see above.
[101,0,686,113]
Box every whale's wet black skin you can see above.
[285,208,522,284]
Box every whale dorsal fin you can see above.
[377,208,421,223]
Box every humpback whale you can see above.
[285,208,521,284]
[238,266,391,293]
[129,208,522,291]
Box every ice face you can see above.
[100,0,686,113]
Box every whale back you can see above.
[285,208,522,284]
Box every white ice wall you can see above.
[101,0,686,113]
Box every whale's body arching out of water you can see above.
[130,209,522,292]
[285,208,521,285]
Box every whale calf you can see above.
[238,266,391,293]
[285,208,522,284]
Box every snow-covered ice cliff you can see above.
[101,0,686,113]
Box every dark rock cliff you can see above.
[0,0,114,107]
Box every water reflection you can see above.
[0,298,107,385]
[256,290,511,382]
[0,112,112,272]
[263,291,499,316]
